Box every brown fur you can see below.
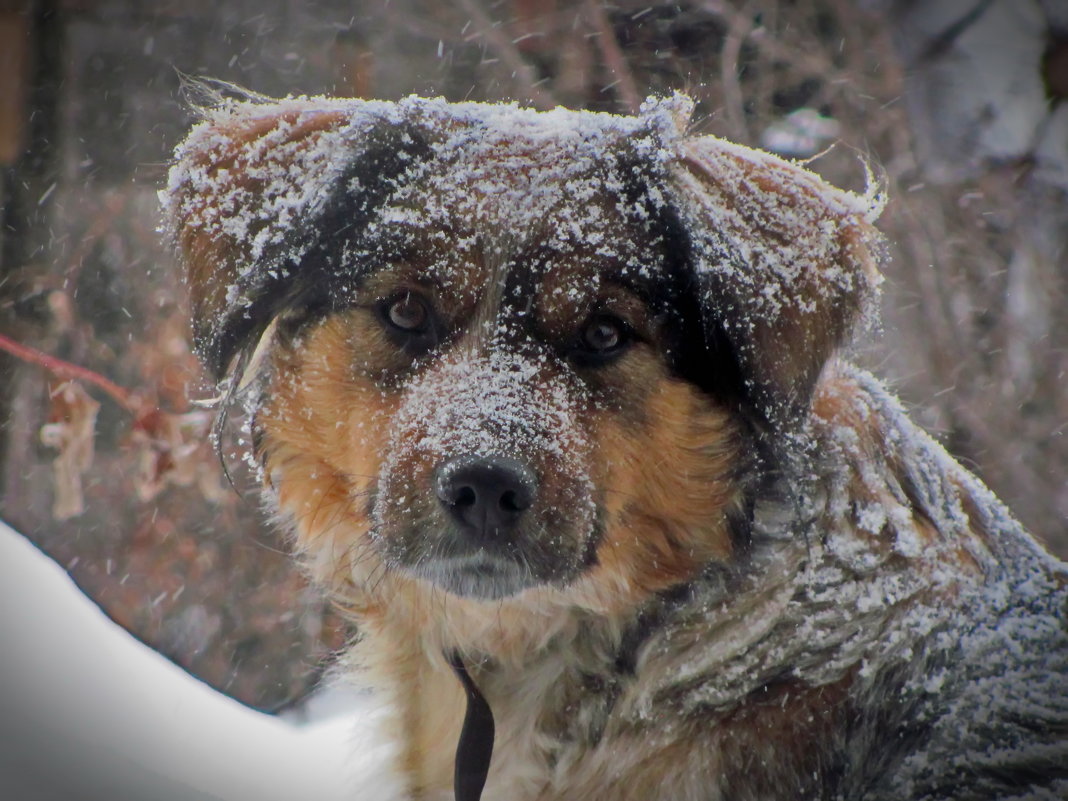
[175,108,349,344]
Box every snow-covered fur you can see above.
[164,93,1068,801]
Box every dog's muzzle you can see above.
[374,348,596,599]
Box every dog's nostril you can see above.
[455,485,477,508]
[500,489,525,513]
[434,454,538,537]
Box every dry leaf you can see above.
[40,381,100,519]
[131,408,225,502]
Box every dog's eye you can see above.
[583,318,623,351]
[573,314,631,364]
[384,294,430,333]
[375,292,444,358]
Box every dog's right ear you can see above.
[164,99,352,380]
[163,95,431,383]
[666,133,884,430]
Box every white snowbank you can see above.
[0,519,402,801]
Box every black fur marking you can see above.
[612,151,750,416]
[612,578,714,677]
[205,119,433,380]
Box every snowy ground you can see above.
[0,520,403,801]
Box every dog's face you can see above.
[254,139,742,603]
[165,95,881,611]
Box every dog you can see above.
[164,92,1068,801]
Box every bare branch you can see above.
[0,332,140,413]
[454,0,557,109]
[719,3,753,142]
[584,0,641,114]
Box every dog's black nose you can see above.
[434,455,537,538]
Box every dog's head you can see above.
[165,94,881,608]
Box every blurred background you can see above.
[1,0,1065,712]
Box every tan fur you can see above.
[585,382,739,602]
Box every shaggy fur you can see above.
[165,93,1068,801]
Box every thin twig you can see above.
[454,0,557,109]
[719,3,752,142]
[700,1,841,88]
[584,0,641,114]
[0,331,139,413]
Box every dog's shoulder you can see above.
[808,364,1068,800]
[809,362,1064,584]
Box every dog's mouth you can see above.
[377,504,595,600]
[410,550,539,600]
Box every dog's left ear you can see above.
[663,124,884,429]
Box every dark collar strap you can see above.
[447,651,496,801]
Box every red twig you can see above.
[0,331,140,413]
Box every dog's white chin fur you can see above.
[408,553,543,601]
